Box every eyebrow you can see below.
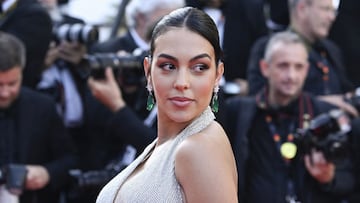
[157,53,212,62]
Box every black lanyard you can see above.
[265,114,296,161]
[266,115,299,202]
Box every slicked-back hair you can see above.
[0,31,26,71]
[149,7,223,66]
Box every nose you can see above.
[173,68,190,91]
[286,67,297,81]
[0,86,11,98]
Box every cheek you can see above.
[196,81,214,100]
[299,71,308,82]
[9,86,20,98]
[152,75,170,99]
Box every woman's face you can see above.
[145,27,223,124]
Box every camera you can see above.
[53,23,99,45]
[83,49,148,86]
[0,164,27,195]
[295,109,351,162]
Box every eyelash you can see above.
[158,63,210,73]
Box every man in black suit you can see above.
[222,31,354,203]
[0,31,77,203]
[0,0,53,89]
[247,0,357,117]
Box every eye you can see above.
[295,64,305,71]
[191,64,209,73]
[277,62,289,70]
[159,63,176,71]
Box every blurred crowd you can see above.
[0,0,360,202]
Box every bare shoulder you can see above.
[174,121,238,203]
[175,121,231,161]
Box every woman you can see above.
[96,7,238,203]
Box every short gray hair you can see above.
[288,0,312,13]
[263,31,306,62]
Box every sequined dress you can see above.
[96,107,215,203]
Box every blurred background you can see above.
[61,0,122,41]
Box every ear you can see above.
[215,61,224,85]
[297,0,308,16]
[259,59,270,78]
[143,56,152,84]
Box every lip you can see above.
[169,96,194,107]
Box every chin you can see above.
[0,103,11,109]
[317,30,329,39]
[282,90,300,98]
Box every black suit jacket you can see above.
[0,0,52,89]
[6,87,77,203]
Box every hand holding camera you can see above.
[88,67,126,112]
[304,149,335,184]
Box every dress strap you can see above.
[176,106,215,143]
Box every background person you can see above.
[222,31,354,203]
[0,31,77,203]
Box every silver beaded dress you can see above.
[96,107,215,203]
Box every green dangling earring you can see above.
[211,86,219,113]
[146,84,155,111]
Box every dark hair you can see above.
[0,31,26,71]
[150,7,223,65]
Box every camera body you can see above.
[0,164,27,195]
[295,109,350,162]
[84,49,148,86]
[53,23,99,45]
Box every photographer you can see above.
[37,0,90,128]
[220,31,354,203]
[36,1,117,202]
[0,31,77,203]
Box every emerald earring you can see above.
[146,84,155,111]
[211,86,219,113]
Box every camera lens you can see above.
[54,23,99,44]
